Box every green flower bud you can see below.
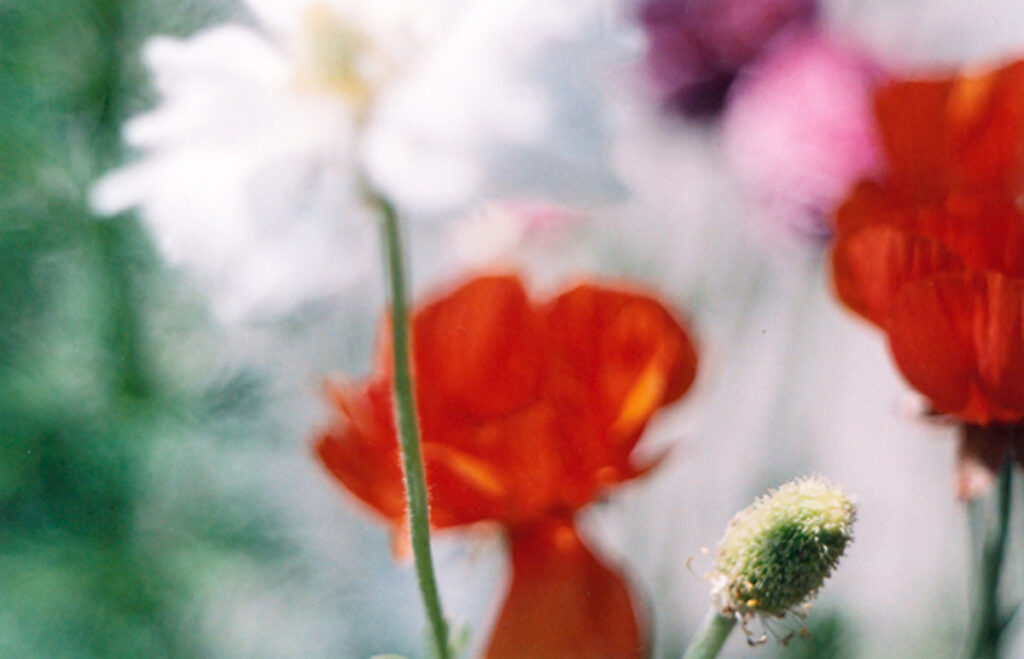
[710,475,855,618]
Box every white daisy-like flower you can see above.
[94,0,621,321]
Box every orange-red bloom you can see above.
[316,273,698,658]
[830,59,1024,498]
[831,59,1024,427]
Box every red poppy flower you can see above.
[831,60,1024,424]
[316,273,698,658]
[829,59,1024,496]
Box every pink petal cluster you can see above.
[722,32,886,243]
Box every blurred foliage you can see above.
[0,0,291,656]
[772,609,855,659]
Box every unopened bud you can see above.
[711,475,855,617]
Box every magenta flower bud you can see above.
[639,0,818,118]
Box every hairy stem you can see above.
[372,190,450,659]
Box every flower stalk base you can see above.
[682,609,737,659]
[966,458,1014,659]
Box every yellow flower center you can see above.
[298,3,383,115]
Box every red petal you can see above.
[314,380,405,522]
[832,180,892,235]
[887,272,1024,424]
[833,181,1024,285]
[485,518,646,659]
[544,283,698,437]
[918,197,1024,278]
[418,403,564,526]
[412,274,544,421]
[969,275,1024,414]
[316,275,700,532]
[944,60,1024,193]
[874,60,1024,197]
[874,78,954,197]
[832,224,963,325]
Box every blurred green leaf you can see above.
[0,0,297,656]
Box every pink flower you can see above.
[722,32,886,244]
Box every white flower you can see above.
[93,0,623,321]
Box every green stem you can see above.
[90,0,151,401]
[95,217,151,401]
[966,458,1013,659]
[682,609,736,659]
[371,189,450,659]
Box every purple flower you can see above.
[639,0,818,118]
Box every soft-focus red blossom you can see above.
[723,31,886,244]
[829,59,1024,495]
[316,273,698,657]
[639,0,817,117]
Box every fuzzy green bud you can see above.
[710,475,855,617]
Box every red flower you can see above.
[831,60,1024,426]
[316,273,698,658]
[829,59,1024,496]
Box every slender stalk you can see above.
[371,189,450,659]
[91,0,151,401]
[965,458,1013,659]
[682,609,736,659]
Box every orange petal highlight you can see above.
[485,518,646,659]
[873,60,1024,197]
[544,283,698,436]
[944,61,1024,193]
